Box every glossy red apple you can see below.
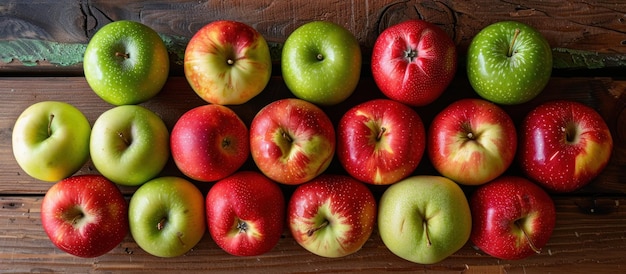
[250,98,336,185]
[288,174,377,258]
[470,176,556,260]
[371,19,457,106]
[428,98,517,185]
[337,99,425,185]
[170,104,249,182]
[518,100,613,192]
[40,175,128,258]
[184,20,272,105]
[206,171,285,256]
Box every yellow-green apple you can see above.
[170,104,249,182]
[250,98,335,185]
[184,20,272,105]
[467,21,552,105]
[337,99,425,185]
[470,176,556,260]
[371,19,457,106]
[378,175,471,264]
[84,20,169,105]
[129,176,206,257]
[518,100,613,192]
[428,98,517,185]
[40,175,128,258]
[206,171,284,256]
[281,21,361,105]
[12,101,91,182]
[288,174,376,258]
[90,105,169,186]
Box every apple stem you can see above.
[281,129,293,143]
[115,52,130,59]
[47,114,54,137]
[515,219,541,254]
[227,59,235,65]
[423,220,432,247]
[467,132,475,140]
[237,219,248,233]
[307,219,329,237]
[405,49,418,62]
[508,28,521,57]
[377,127,387,141]
[316,53,324,61]
[157,218,167,231]
[117,132,131,146]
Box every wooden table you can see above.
[1,1,625,272]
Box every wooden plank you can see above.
[1,0,626,74]
[1,196,624,272]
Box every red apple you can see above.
[428,98,517,185]
[371,19,457,106]
[184,20,272,105]
[288,174,377,258]
[170,104,249,182]
[250,98,336,185]
[337,99,425,185]
[470,176,556,260]
[518,100,613,192]
[40,175,128,258]
[206,171,285,256]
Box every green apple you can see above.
[281,21,361,105]
[90,105,169,186]
[84,20,169,105]
[467,21,552,105]
[129,176,206,257]
[378,175,472,264]
[12,101,91,182]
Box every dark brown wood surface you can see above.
[1,0,626,273]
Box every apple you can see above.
[40,175,128,258]
[337,98,425,185]
[428,98,517,185]
[467,21,552,105]
[90,105,169,186]
[378,175,472,264]
[249,98,336,185]
[170,104,249,182]
[84,20,169,105]
[288,174,376,258]
[470,176,556,260]
[281,21,361,105]
[184,20,272,105]
[12,101,91,182]
[206,171,285,256]
[129,176,206,258]
[371,19,457,106]
[518,100,613,192]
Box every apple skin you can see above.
[90,105,170,186]
[84,20,169,105]
[170,104,249,182]
[184,20,272,105]
[281,21,361,105]
[40,175,128,258]
[250,98,336,185]
[129,176,206,258]
[467,21,552,105]
[371,19,457,106]
[337,99,425,185]
[288,174,376,258]
[470,176,556,260]
[206,171,285,256]
[12,101,91,182]
[428,98,517,185]
[378,175,472,264]
[518,100,613,192]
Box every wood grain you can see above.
[1,196,624,273]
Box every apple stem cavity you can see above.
[515,219,541,254]
[48,114,54,137]
[508,28,521,57]
[423,220,432,247]
[563,123,580,144]
[307,219,329,237]
[115,52,130,59]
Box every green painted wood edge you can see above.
[0,35,622,70]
